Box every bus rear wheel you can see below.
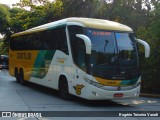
[59,77,72,100]
[14,68,19,83]
[19,69,25,85]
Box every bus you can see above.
[9,18,150,100]
[0,55,9,69]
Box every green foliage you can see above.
[0,4,10,55]
[10,8,28,32]
[61,0,101,18]
[0,4,10,34]
[0,41,9,55]
[9,0,64,33]
[136,2,160,94]
[42,0,64,21]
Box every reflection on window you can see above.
[116,33,136,60]
[87,29,117,67]
[86,29,118,77]
[68,25,86,70]
[10,26,69,54]
[119,49,134,60]
[86,29,139,79]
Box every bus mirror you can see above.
[136,39,150,58]
[76,34,91,54]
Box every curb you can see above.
[140,93,160,98]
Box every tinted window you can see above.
[86,28,139,79]
[10,26,68,54]
[86,29,118,78]
[68,26,86,70]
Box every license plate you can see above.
[114,93,123,97]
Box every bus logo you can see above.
[117,86,121,91]
[73,84,84,95]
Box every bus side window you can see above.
[50,27,69,54]
[68,25,86,71]
[32,33,40,49]
[46,31,55,50]
[76,39,86,70]
[40,31,50,50]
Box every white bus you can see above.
[9,18,150,100]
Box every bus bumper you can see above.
[79,84,140,100]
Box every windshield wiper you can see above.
[104,40,109,52]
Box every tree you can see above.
[136,1,160,94]
[10,8,27,32]
[41,0,64,22]
[60,0,100,18]
[10,0,64,33]
[0,4,10,34]
[0,4,10,55]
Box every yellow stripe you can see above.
[94,77,121,86]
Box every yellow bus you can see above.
[9,18,150,100]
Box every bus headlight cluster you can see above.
[135,82,141,88]
[84,77,104,88]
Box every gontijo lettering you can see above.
[17,53,31,60]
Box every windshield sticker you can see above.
[116,33,121,39]
[92,32,111,36]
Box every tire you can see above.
[19,69,25,85]
[14,68,19,83]
[59,77,72,100]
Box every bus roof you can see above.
[67,18,133,32]
[11,17,133,37]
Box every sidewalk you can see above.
[140,93,160,98]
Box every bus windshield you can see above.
[86,29,139,79]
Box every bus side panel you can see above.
[9,49,39,80]
[28,50,73,89]
[28,50,57,88]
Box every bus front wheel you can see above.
[59,77,72,100]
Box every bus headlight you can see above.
[84,77,104,88]
[135,82,141,87]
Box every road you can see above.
[0,70,159,120]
